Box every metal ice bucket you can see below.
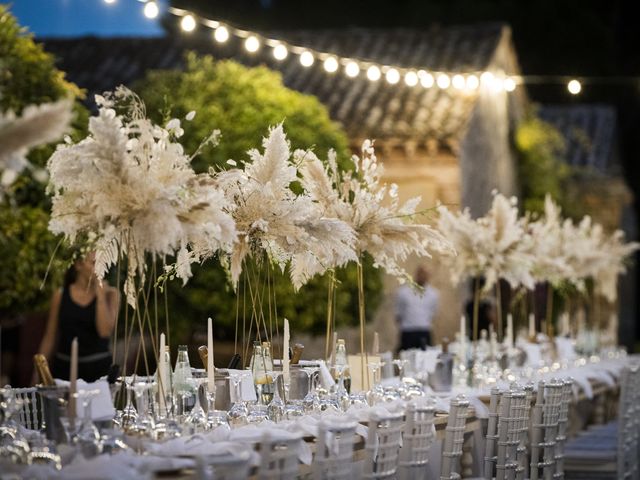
[193,368,231,411]
[428,358,453,392]
[282,365,311,401]
[37,385,69,444]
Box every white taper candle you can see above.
[207,317,215,394]
[283,318,290,386]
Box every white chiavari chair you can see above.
[530,380,564,480]
[515,383,535,480]
[258,432,302,480]
[12,387,42,431]
[363,411,404,479]
[440,395,470,480]
[553,378,573,479]
[484,388,502,478]
[564,364,640,480]
[313,418,357,480]
[398,400,437,480]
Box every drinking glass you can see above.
[228,373,248,427]
[186,378,208,433]
[301,367,320,414]
[131,381,154,437]
[366,362,384,405]
[333,365,350,412]
[267,372,285,422]
[75,389,103,458]
[206,409,230,431]
[247,404,269,424]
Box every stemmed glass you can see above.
[0,387,31,465]
[131,381,154,437]
[75,389,103,458]
[267,372,285,422]
[301,367,320,413]
[392,359,409,383]
[228,373,248,427]
[185,378,208,433]
[333,365,350,412]
[366,362,384,405]
[120,377,138,430]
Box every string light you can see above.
[367,65,381,81]
[385,68,400,84]
[452,74,465,90]
[244,35,260,53]
[135,4,619,96]
[323,56,339,73]
[213,26,229,43]
[568,79,582,95]
[143,1,159,19]
[345,61,360,78]
[104,0,116,4]
[299,51,314,67]
[273,44,288,61]
[436,74,451,89]
[404,71,418,87]
[180,14,196,32]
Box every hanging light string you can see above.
[123,0,640,95]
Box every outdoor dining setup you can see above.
[0,78,638,479]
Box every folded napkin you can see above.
[229,424,312,465]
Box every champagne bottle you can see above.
[33,354,55,386]
[291,343,304,364]
[227,354,241,369]
[197,346,208,369]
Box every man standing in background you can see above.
[395,266,439,350]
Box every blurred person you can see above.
[464,277,496,337]
[395,266,439,350]
[36,252,118,382]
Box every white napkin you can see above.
[229,424,312,465]
[54,379,115,421]
[57,452,149,479]
[555,337,577,361]
[521,343,542,367]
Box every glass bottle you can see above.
[261,341,274,372]
[173,345,193,394]
[333,339,351,393]
[252,343,273,404]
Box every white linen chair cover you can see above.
[398,400,437,480]
[440,395,470,480]
[12,387,41,431]
[363,411,404,479]
[258,431,302,480]
[313,418,357,480]
[195,443,252,480]
[530,380,563,480]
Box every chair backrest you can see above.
[12,386,42,431]
[530,380,563,480]
[313,419,357,480]
[553,378,573,479]
[617,365,640,480]
[258,432,302,480]
[363,411,405,479]
[515,383,535,480]
[440,395,470,480]
[483,388,502,479]
[195,444,252,480]
[398,400,436,479]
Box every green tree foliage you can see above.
[135,53,381,340]
[0,5,87,316]
[515,112,569,215]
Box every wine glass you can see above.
[247,404,269,424]
[120,377,138,430]
[185,378,208,433]
[333,365,350,412]
[267,372,285,422]
[366,362,384,406]
[228,373,248,427]
[131,381,154,437]
[301,367,320,414]
[392,359,409,383]
[75,388,103,458]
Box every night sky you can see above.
[11,0,165,37]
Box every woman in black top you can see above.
[37,252,119,382]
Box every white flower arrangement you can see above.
[47,87,236,306]
[299,139,454,284]
[216,124,357,290]
[0,99,73,190]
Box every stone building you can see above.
[43,23,528,350]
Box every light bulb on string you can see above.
[466,74,479,90]
[323,56,339,73]
[180,14,196,32]
[143,1,159,19]
[504,77,516,92]
[480,71,494,87]
[385,68,400,84]
[299,51,314,67]
[420,72,434,88]
[404,71,418,87]
[436,74,451,89]
[345,61,360,78]
[367,65,381,81]
[273,44,288,61]
[214,26,229,43]
[567,79,582,95]
[245,36,260,53]
[452,74,465,89]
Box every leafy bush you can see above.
[0,5,87,316]
[135,53,382,340]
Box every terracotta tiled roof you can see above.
[42,24,507,147]
[539,104,618,174]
